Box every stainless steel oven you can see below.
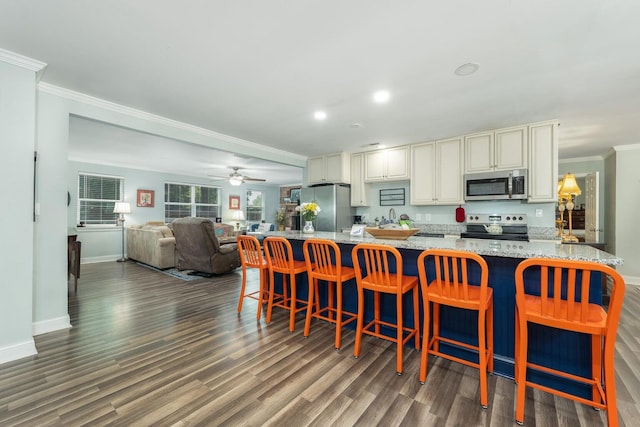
[464,169,527,201]
[461,213,529,241]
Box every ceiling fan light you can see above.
[229,176,243,186]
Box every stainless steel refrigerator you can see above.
[300,184,354,232]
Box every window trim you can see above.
[245,189,265,223]
[77,172,125,227]
[164,181,222,223]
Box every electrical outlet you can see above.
[535,209,543,218]
[425,213,431,221]
[415,213,422,220]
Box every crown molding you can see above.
[37,82,308,163]
[559,155,604,164]
[0,48,47,80]
[612,143,640,152]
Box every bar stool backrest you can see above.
[352,243,404,293]
[419,249,489,303]
[264,237,294,272]
[515,258,625,330]
[237,235,263,268]
[303,238,342,281]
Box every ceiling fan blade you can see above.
[243,177,266,182]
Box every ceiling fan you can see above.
[209,167,266,186]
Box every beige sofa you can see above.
[127,222,177,269]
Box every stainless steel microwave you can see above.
[464,169,528,201]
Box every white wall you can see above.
[68,161,281,262]
[0,60,38,362]
[609,146,640,283]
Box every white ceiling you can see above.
[2,1,640,185]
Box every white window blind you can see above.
[246,190,264,222]
[78,173,124,225]
[165,182,220,222]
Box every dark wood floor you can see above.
[0,261,638,426]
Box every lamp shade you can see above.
[558,173,582,197]
[113,202,131,214]
[232,210,245,221]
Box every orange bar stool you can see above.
[514,258,625,426]
[263,236,309,332]
[302,238,357,350]
[417,249,493,408]
[236,235,269,320]
[351,243,419,375]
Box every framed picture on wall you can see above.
[136,189,155,207]
[290,188,300,203]
[229,195,240,209]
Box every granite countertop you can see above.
[264,230,623,266]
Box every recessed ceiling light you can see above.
[454,62,480,76]
[350,122,363,129]
[314,111,327,120]
[372,90,390,104]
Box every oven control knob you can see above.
[506,216,511,221]
[518,216,523,220]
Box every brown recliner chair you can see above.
[169,217,240,275]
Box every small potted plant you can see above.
[275,208,286,231]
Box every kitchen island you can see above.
[262,230,622,398]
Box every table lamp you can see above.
[232,210,245,231]
[113,202,131,262]
[558,173,581,243]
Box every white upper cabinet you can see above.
[364,146,410,182]
[350,153,368,206]
[464,126,528,173]
[527,120,559,203]
[410,138,463,205]
[307,152,350,185]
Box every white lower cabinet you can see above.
[410,138,463,205]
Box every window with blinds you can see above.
[165,182,220,223]
[78,173,124,225]
[246,190,264,222]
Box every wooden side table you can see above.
[68,232,81,292]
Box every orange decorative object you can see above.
[236,235,270,320]
[351,243,420,375]
[417,249,493,408]
[302,239,357,349]
[514,258,625,426]
[263,237,309,332]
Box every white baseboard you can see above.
[32,315,72,336]
[0,339,37,365]
[81,255,124,264]
[622,274,640,286]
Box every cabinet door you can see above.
[324,153,350,184]
[385,146,410,180]
[350,153,368,206]
[410,142,436,204]
[528,121,558,202]
[364,150,386,182]
[436,137,464,204]
[464,132,494,173]
[307,156,325,185]
[495,126,527,170]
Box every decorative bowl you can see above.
[365,227,420,240]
